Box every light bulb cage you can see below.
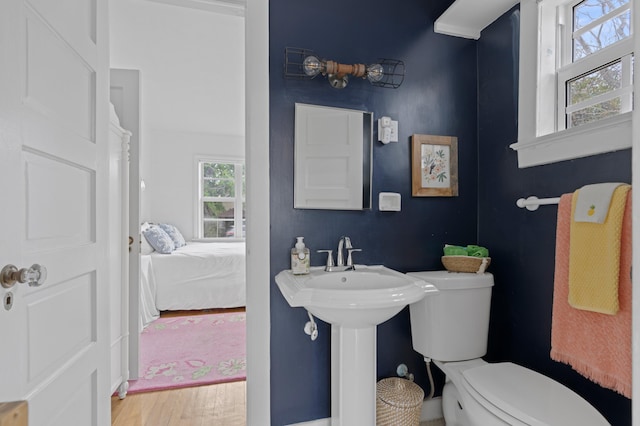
[285,47,322,80]
[284,47,405,89]
[369,59,405,89]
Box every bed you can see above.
[139,240,246,329]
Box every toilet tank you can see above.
[408,271,494,362]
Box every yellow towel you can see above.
[568,184,631,314]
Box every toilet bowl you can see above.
[407,271,610,426]
[436,358,609,426]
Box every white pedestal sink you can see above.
[275,265,438,426]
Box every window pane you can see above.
[241,164,246,198]
[225,220,245,238]
[203,220,233,238]
[203,201,235,219]
[199,160,246,239]
[574,0,629,30]
[203,163,235,179]
[568,61,621,106]
[573,0,630,60]
[569,98,621,127]
[203,178,235,197]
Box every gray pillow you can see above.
[143,226,175,254]
[158,223,186,248]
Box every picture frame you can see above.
[411,134,458,197]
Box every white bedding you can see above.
[139,241,246,328]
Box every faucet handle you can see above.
[317,250,334,270]
[346,248,362,267]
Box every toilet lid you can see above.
[461,363,609,426]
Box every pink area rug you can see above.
[127,312,246,394]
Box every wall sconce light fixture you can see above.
[284,47,405,89]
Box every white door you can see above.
[0,0,111,425]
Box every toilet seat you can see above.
[460,362,609,426]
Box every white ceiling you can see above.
[109,0,245,136]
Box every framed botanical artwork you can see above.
[411,134,458,197]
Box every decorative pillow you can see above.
[140,222,155,254]
[158,223,186,248]
[142,226,175,254]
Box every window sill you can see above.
[509,112,632,168]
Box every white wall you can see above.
[110,0,245,235]
[144,129,243,239]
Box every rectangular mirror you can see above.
[294,103,372,210]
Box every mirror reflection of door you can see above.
[294,103,373,210]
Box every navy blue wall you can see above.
[477,6,632,425]
[269,1,632,424]
[269,0,478,423]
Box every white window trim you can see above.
[511,0,633,168]
[194,156,245,241]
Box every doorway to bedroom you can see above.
[109,0,246,408]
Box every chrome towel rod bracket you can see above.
[516,196,561,211]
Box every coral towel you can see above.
[551,192,632,398]
[568,184,631,314]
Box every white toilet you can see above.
[408,270,610,426]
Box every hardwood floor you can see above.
[111,380,246,426]
[112,308,247,425]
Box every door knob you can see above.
[1,264,47,289]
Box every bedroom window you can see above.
[198,159,245,239]
[511,0,633,167]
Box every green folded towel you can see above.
[443,245,467,256]
[467,245,489,257]
[443,244,489,257]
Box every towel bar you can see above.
[516,196,561,211]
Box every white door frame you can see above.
[631,0,639,420]
[245,0,271,422]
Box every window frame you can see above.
[195,157,245,240]
[511,0,633,168]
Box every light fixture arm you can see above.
[324,61,367,79]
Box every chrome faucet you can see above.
[318,237,362,272]
[336,236,352,266]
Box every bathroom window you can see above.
[197,159,245,239]
[511,0,633,167]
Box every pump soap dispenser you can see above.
[291,237,310,275]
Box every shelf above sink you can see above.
[435,0,518,40]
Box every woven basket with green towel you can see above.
[442,244,491,273]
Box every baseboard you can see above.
[286,419,330,426]
[286,396,443,426]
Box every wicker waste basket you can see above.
[376,377,424,426]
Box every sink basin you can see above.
[276,265,437,327]
[276,265,437,425]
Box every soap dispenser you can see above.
[291,236,310,275]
